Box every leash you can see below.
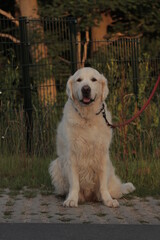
[97,74,160,129]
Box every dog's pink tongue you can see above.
[83,97,90,103]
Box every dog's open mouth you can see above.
[80,95,96,105]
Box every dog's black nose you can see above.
[81,85,91,96]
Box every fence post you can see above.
[69,19,77,74]
[19,17,33,154]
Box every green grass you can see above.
[0,154,53,191]
[0,153,160,197]
[110,124,160,197]
[114,158,160,197]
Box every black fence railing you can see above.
[0,17,160,157]
[0,17,77,155]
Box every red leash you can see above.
[98,74,160,129]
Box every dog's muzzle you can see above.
[80,85,96,105]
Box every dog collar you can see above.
[96,103,115,129]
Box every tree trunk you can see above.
[17,0,39,18]
[91,13,113,51]
[18,0,57,105]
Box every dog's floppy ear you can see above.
[66,76,74,100]
[101,74,109,101]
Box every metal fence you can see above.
[0,17,160,157]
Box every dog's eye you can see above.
[77,78,82,82]
[91,78,97,82]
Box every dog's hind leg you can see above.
[49,158,68,196]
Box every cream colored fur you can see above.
[49,67,135,208]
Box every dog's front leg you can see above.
[63,155,79,207]
[99,158,119,208]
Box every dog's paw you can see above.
[104,199,119,208]
[122,182,135,195]
[63,197,78,207]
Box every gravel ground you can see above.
[0,189,160,224]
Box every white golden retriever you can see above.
[49,67,135,208]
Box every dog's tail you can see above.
[49,158,68,196]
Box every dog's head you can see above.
[66,67,109,106]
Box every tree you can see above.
[0,0,57,105]
[40,0,160,57]
[17,0,57,105]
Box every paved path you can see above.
[0,189,160,224]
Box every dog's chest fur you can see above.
[69,116,112,189]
